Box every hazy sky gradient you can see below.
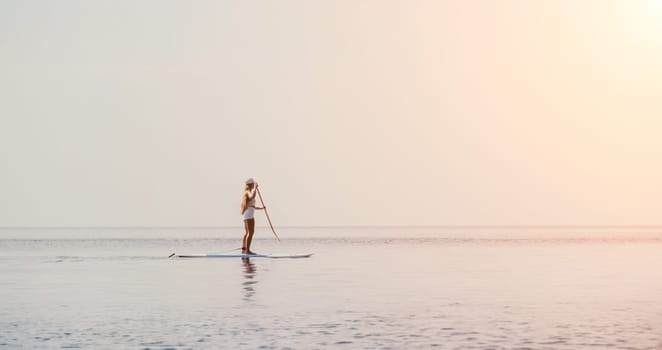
[2,0,661,227]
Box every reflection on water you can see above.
[241,258,257,302]
[2,232,662,349]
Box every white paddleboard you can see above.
[169,252,313,259]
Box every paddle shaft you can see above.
[256,187,280,241]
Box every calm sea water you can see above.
[1,227,662,349]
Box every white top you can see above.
[243,191,256,220]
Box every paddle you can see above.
[256,186,281,242]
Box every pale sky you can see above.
[1,0,661,227]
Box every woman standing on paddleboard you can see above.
[241,178,265,254]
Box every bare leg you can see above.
[242,219,256,254]
[246,218,256,254]
[242,219,251,254]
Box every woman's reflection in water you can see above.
[241,257,257,302]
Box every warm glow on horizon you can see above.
[625,0,662,47]
[1,1,661,227]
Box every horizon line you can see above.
[1,225,662,230]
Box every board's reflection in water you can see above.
[241,258,257,301]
